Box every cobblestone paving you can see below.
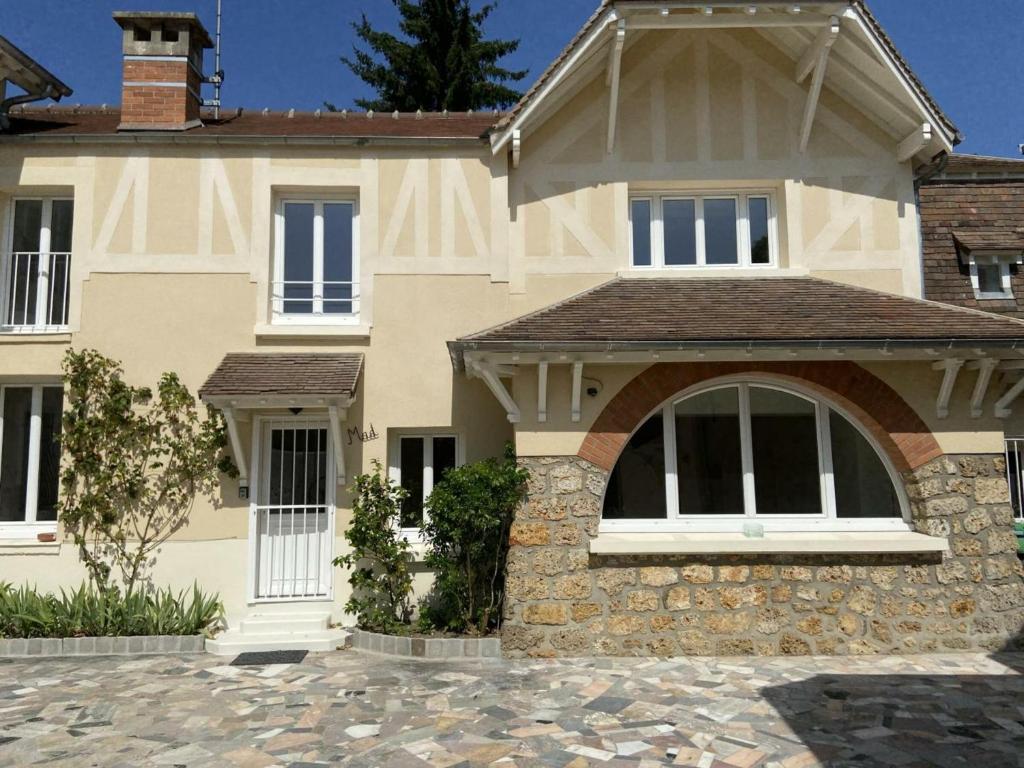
[1,650,1022,767]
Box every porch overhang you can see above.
[199,352,363,489]
[450,277,1024,423]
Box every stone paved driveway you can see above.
[1,650,1022,767]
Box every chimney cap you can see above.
[112,11,214,48]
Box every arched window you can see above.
[602,381,907,531]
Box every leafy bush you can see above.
[421,443,528,634]
[0,582,223,638]
[59,349,236,597]
[334,461,415,632]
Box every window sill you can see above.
[0,331,72,343]
[0,539,61,554]
[254,323,370,340]
[590,531,948,556]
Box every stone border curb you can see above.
[351,628,500,659]
[0,635,206,657]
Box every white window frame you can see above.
[1,197,73,333]
[389,431,463,537]
[1005,436,1024,522]
[0,383,62,538]
[272,197,360,325]
[629,191,778,269]
[968,253,1014,300]
[600,377,911,534]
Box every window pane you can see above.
[978,263,1003,295]
[663,199,697,266]
[748,197,770,265]
[282,203,314,314]
[46,253,70,326]
[603,412,666,519]
[676,388,744,515]
[704,198,738,265]
[400,437,424,528]
[35,388,63,522]
[631,199,652,266]
[750,387,822,515]
[49,200,74,253]
[6,252,39,326]
[0,388,32,522]
[433,437,456,487]
[12,200,42,253]
[830,411,901,519]
[323,203,354,315]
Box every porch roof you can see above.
[199,353,363,401]
[449,277,1024,367]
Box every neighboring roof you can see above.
[1,106,499,142]
[0,35,72,99]
[450,277,1024,364]
[493,0,959,149]
[199,353,364,399]
[920,179,1024,318]
[931,153,1024,180]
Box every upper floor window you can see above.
[0,384,63,537]
[272,199,359,324]
[630,192,775,269]
[970,255,1014,300]
[2,198,73,332]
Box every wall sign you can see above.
[347,424,380,445]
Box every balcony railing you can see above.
[270,280,360,323]
[2,251,71,331]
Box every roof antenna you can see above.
[202,0,225,119]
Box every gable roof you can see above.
[449,277,1024,367]
[491,0,959,156]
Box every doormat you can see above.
[231,650,308,666]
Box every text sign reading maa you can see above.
[347,424,379,445]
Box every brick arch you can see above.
[578,361,941,474]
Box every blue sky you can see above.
[3,1,1020,157]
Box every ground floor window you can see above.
[391,433,459,530]
[1006,437,1024,521]
[603,381,905,531]
[0,384,63,531]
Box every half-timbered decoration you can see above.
[1,2,1021,656]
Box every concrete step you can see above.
[239,613,330,635]
[206,628,349,656]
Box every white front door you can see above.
[251,419,335,601]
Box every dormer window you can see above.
[954,232,1022,301]
[630,192,776,269]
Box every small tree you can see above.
[336,0,527,112]
[421,443,527,634]
[334,461,415,632]
[58,349,236,597]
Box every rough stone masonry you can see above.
[502,455,1024,658]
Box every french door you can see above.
[251,418,335,601]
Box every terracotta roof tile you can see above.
[2,107,499,141]
[452,277,1024,355]
[199,353,363,399]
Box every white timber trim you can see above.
[896,123,933,163]
[571,361,584,423]
[511,129,521,169]
[967,359,999,418]
[492,8,619,154]
[606,18,627,154]
[471,361,521,423]
[798,15,840,153]
[537,360,548,423]
[221,407,249,487]
[996,376,1024,419]
[932,358,965,419]
[624,13,832,30]
[795,19,839,83]
[328,405,347,484]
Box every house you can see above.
[1,2,1022,657]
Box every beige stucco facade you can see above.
[1,12,1021,642]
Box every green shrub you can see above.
[334,460,415,632]
[0,582,223,638]
[421,443,528,634]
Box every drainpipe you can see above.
[912,151,949,299]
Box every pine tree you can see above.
[335,0,527,112]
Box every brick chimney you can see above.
[113,12,213,131]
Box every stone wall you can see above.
[502,455,1024,658]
